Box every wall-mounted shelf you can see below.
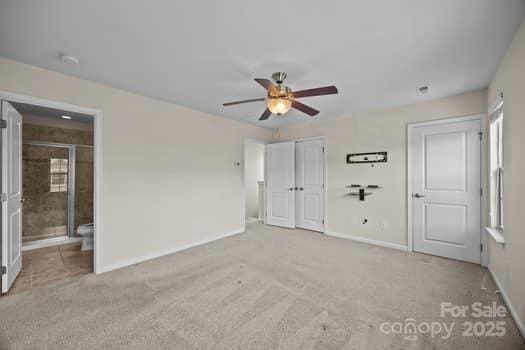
[346,184,382,201]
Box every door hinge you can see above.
[0,120,6,129]
[1,266,6,275]
[480,243,483,252]
[480,188,483,196]
[478,132,483,141]
[0,193,6,202]
[322,146,325,153]
[322,219,325,224]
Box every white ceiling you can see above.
[1,1,524,129]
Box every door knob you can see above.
[299,187,304,191]
[413,193,425,198]
[288,187,294,191]
[294,187,298,191]
[20,198,26,203]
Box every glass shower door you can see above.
[22,144,70,243]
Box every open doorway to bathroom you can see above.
[1,99,96,296]
[244,139,266,226]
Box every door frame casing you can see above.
[0,90,103,274]
[266,136,327,233]
[407,114,488,266]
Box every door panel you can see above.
[266,142,295,228]
[296,140,324,232]
[2,101,23,293]
[425,132,466,191]
[424,203,467,245]
[412,119,481,263]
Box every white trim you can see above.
[246,217,262,224]
[488,92,504,115]
[0,90,103,274]
[242,138,268,233]
[406,114,488,266]
[99,227,244,274]
[485,227,505,245]
[325,230,408,252]
[488,265,525,338]
[22,236,83,251]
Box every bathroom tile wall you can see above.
[23,123,93,146]
[22,122,93,242]
[75,146,94,229]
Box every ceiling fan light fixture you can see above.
[267,98,291,115]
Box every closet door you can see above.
[295,139,325,232]
[265,142,295,228]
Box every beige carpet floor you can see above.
[0,223,523,349]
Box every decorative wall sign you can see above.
[346,152,387,164]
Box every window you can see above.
[50,158,68,192]
[489,99,503,231]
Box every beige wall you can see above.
[276,90,487,247]
[244,141,265,219]
[0,57,272,271]
[487,18,525,332]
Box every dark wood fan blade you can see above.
[259,108,272,120]
[254,78,277,93]
[292,86,338,98]
[223,98,266,106]
[292,100,319,117]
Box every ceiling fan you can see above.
[223,72,338,121]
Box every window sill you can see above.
[485,227,505,245]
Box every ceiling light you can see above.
[418,85,429,94]
[61,115,72,120]
[59,54,79,65]
[267,98,292,115]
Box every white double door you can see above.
[411,118,481,263]
[265,139,325,232]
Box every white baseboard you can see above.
[98,227,245,274]
[325,231,408,252]
[246,217,262,224]
[488,265,525,338]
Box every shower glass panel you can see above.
[22,144,69,243]
[74,146,94,230]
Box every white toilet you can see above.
[77,223,94,251]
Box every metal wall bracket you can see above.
[346,184,382,201]
[347,188,372,201]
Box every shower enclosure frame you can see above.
[23,140,93,241]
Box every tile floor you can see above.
[3,242,93,296]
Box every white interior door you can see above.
[296,139,325,232]
[266,141,295,228]
[412,118,481,263]
[1,101,23,293]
